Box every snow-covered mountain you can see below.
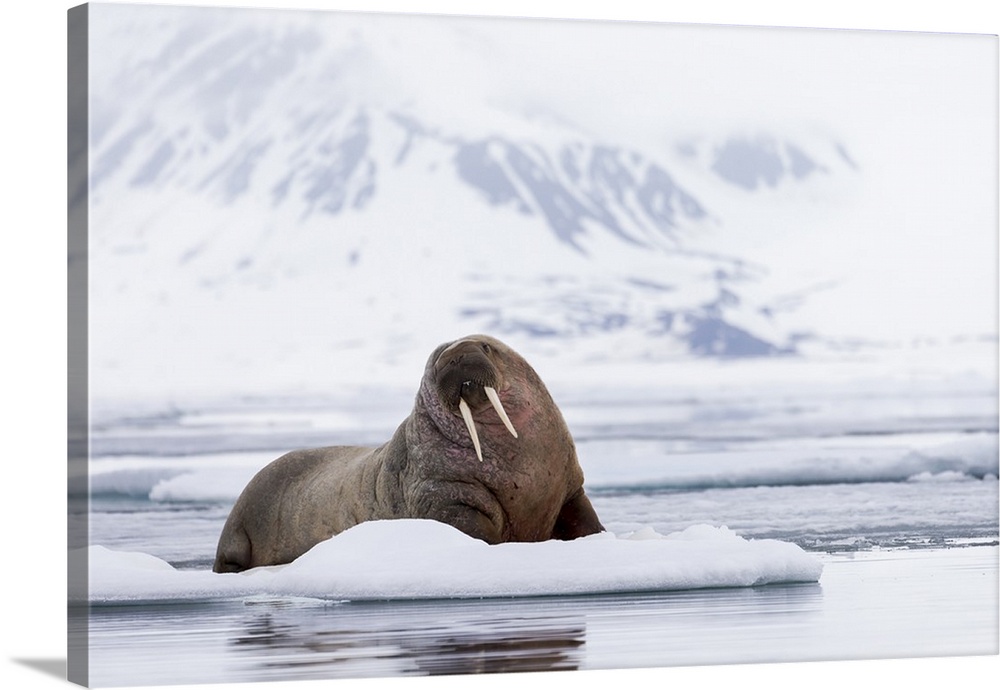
[80,4,996,401]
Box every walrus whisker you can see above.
[484,386,518,438]
[458,397,483,462]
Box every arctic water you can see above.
[76,376,999,685]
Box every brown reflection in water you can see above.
[230,598,586,676]
[85,583,830,685]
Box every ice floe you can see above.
[75,520,823,606]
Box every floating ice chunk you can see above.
[148,467,261,502]
[665,524,739,541]
[81,520,823,605]
[74,545,267,605]
[906,470,975,483]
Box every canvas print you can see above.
[67,2,998,687]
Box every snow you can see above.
[79,4,998,405]
[89,451,276,499]
[75,520,823,605]
[148,467,260,502]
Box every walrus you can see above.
[213,334,604,573]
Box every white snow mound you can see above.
[78,520,823,605]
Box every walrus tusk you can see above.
[484,386,518,438]
[458,397,483,462]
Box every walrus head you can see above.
[429,336,520,462]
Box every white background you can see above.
[1,1,997,689]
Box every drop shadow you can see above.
[11,657,67,681]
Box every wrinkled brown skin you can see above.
[213,335,604,573]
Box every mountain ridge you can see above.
[84,5,992,403]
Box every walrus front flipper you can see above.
[213,525,251,573]
[551,488,604,540]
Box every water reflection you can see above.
[224,584,826,679]
[86,583,828,685]
[230,597,586,677]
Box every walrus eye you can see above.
[482,343,492,354]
